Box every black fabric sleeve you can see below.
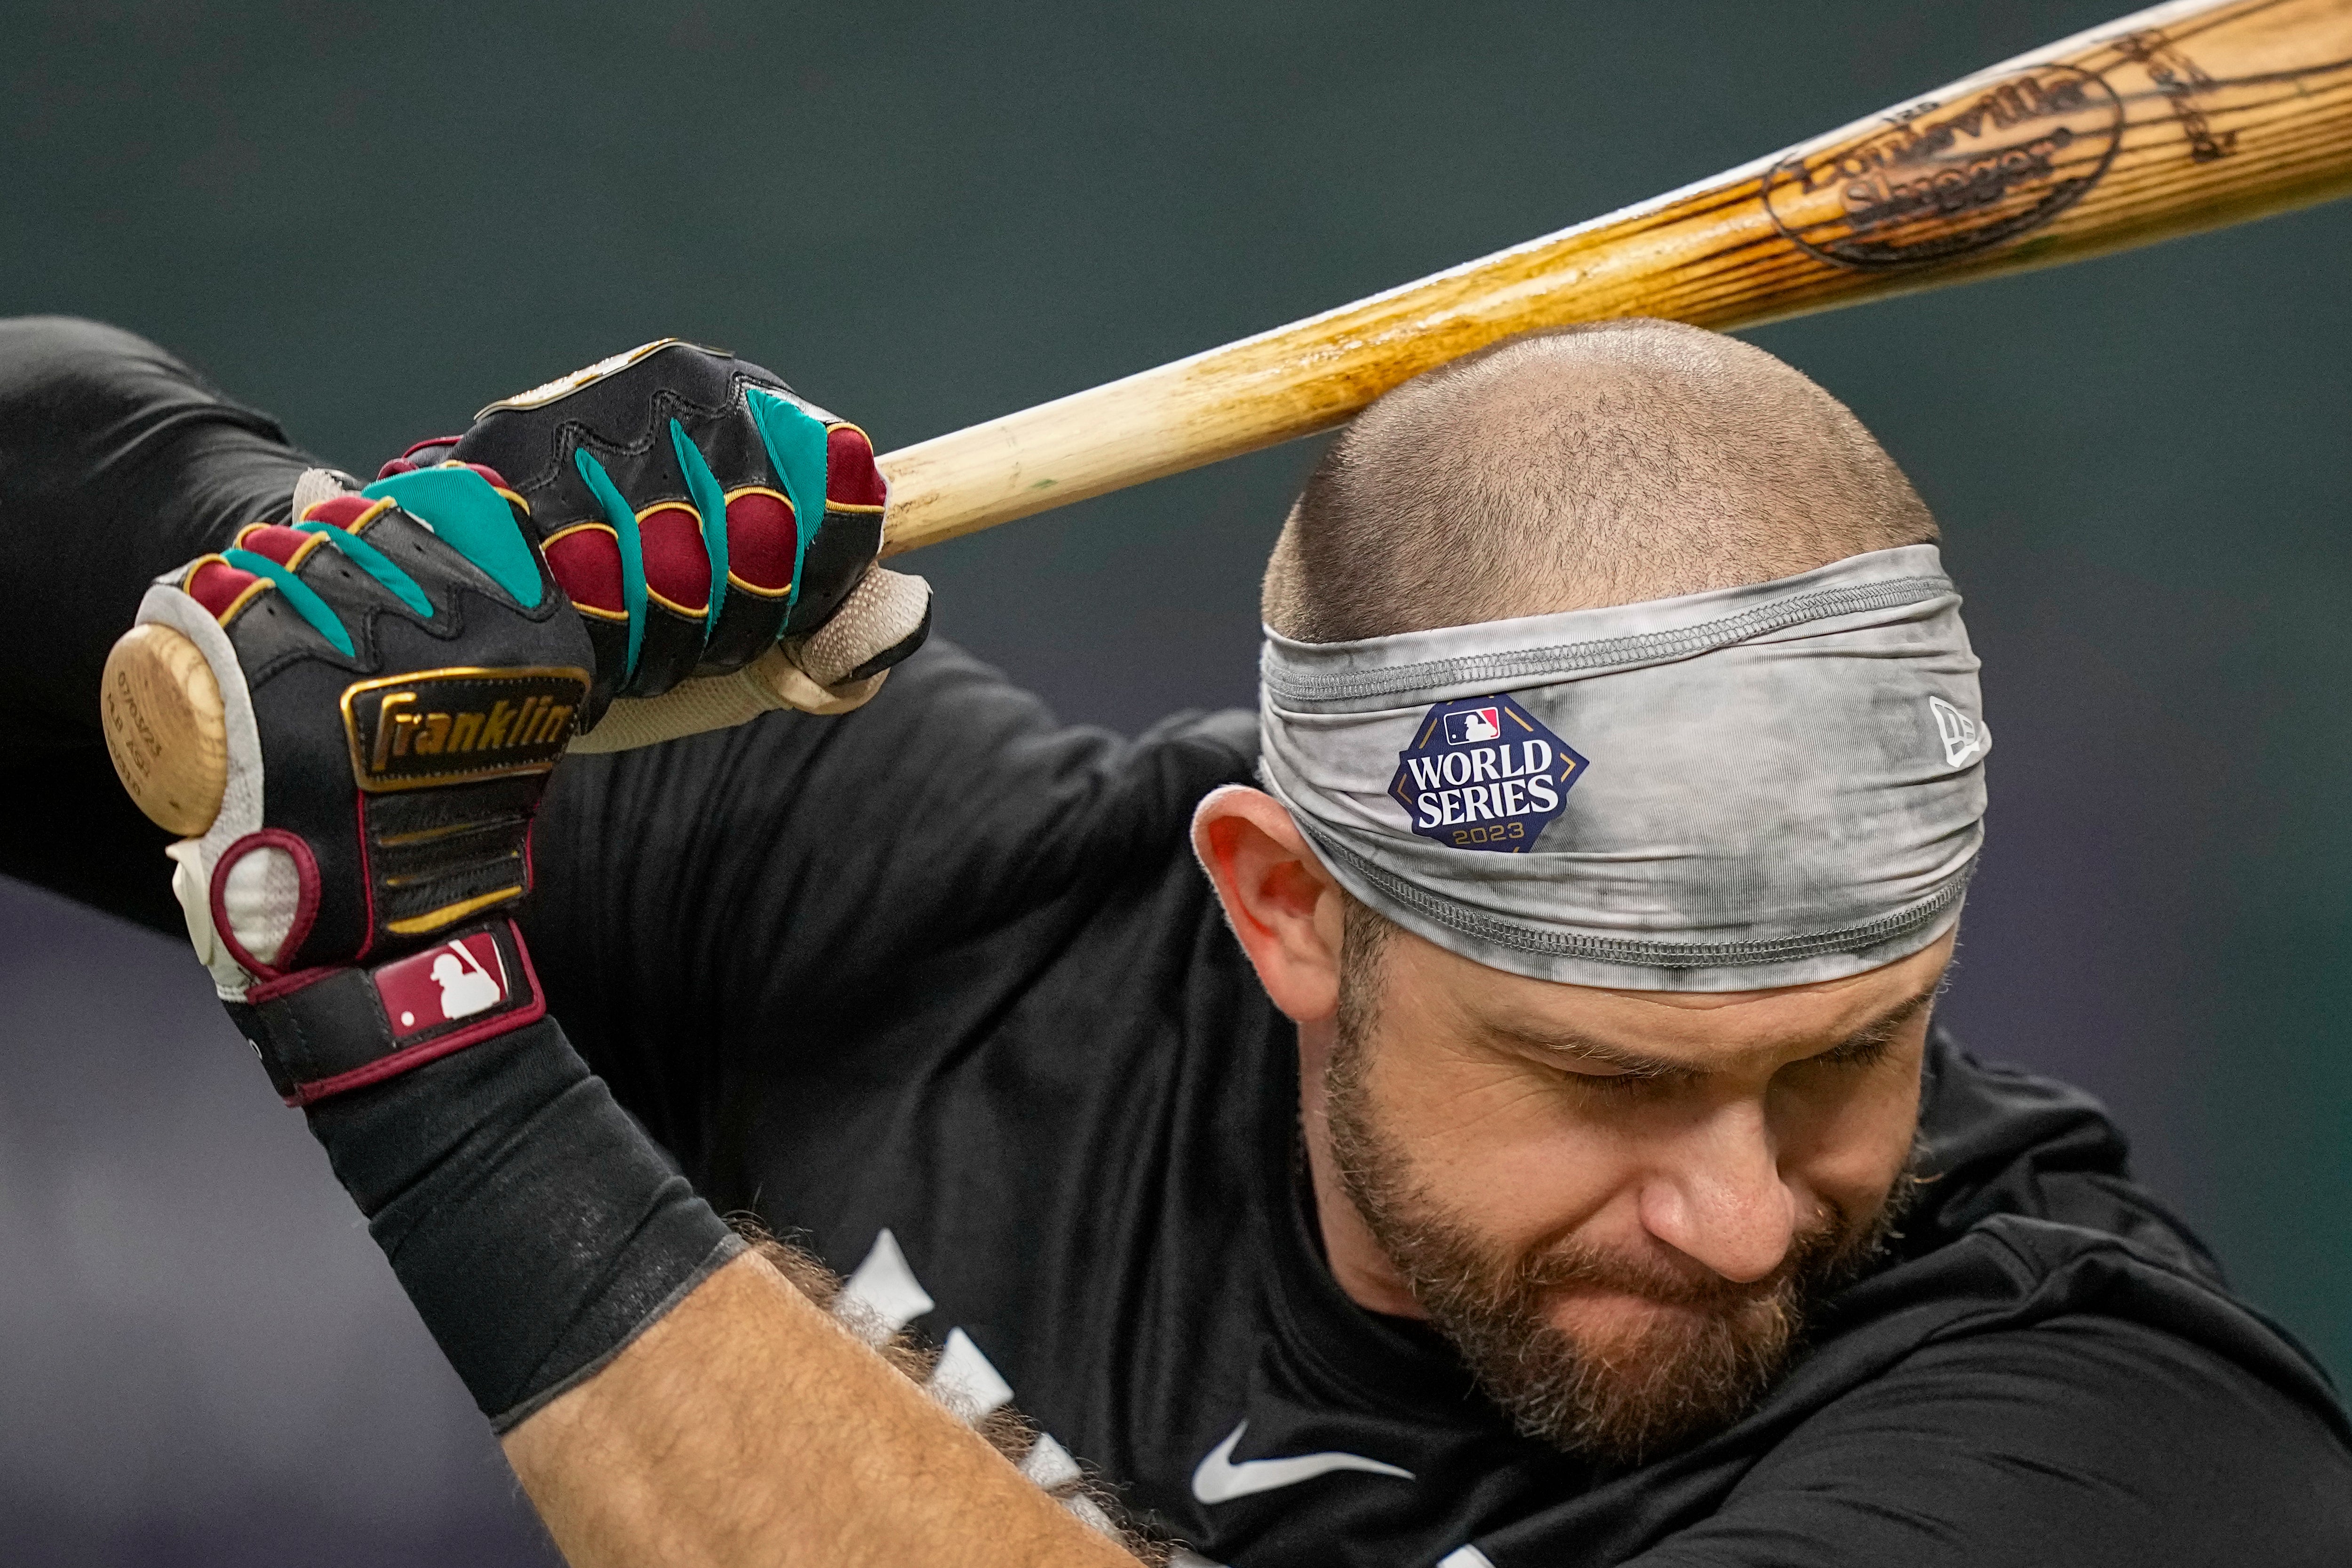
[522,640,1257,1176]
[1623,1315,2352,1568]
[303,1013,742,1429]
[0,315,317,930]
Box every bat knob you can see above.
[102,622,228,837]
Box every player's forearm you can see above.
[267,981,1141,1567]
[505,1250,1140,1568]
[298,1000,1134,1568]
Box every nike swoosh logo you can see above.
[1190,1420,1414,1504]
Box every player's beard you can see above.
[1323,915,1916,1467]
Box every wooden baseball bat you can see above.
[103,0,2352,836]
[877,0,2352,551]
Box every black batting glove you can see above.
[138,462,587,1102]
[403,340,930,724]
[130,463,746,1429]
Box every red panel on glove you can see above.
[723,489,796,593]
[542,526,626,615]
[825,424,886,509]
[187,559,260,619]
[303,494,380,529]
[234,525,317,566]
[637,502,710,613]
[378,437,461,478]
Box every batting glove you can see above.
[398,340,930,742]
[139,461,587,1102]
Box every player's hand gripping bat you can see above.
[101,0,2352,835]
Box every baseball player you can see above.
[2,313,2347,1566]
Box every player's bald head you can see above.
[1261,319,1937,641]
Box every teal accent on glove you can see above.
[222,548,358,656]
[296,521,435,617]
[573,450,647,679]
[670,419,729,635]
[743,387,826,611]
[361,468,544,610]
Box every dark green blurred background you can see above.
[2,2,2344,1562]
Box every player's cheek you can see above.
[1772,1039,1928,1216]
[1394,1051,1639,1247]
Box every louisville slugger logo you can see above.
[342,666,590,792]
[1762,62,2123,269]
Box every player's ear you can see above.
[1191,785,1345,1024]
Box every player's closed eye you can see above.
[1791,1032,1900,1078]
[1560,1060,1696,1096]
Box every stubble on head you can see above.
[1323,900,1918,1467]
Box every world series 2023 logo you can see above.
[1389,694,1587,854]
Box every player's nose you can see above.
[1636,1101,1799,1286]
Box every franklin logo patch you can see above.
[341,665,590,793]
[1391,694,1586,853]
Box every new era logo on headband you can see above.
[1929,696,1984,768]
[1391,694,1586,854]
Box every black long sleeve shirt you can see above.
[4,317,2348,1567]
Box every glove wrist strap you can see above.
[231,920,545,1106]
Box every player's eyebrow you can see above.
[1818,987,1941,1060]
[1489,984,1942,1079]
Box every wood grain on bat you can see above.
[876,0,2352,554]
[103,622,228,837]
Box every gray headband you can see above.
[1257,544,1988,991]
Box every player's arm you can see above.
[1618,1313,2352,1568]
[96,360,1144,1564]
[504,1248,1137,1568]
[0,316,317,929]
[0,317,318,740]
